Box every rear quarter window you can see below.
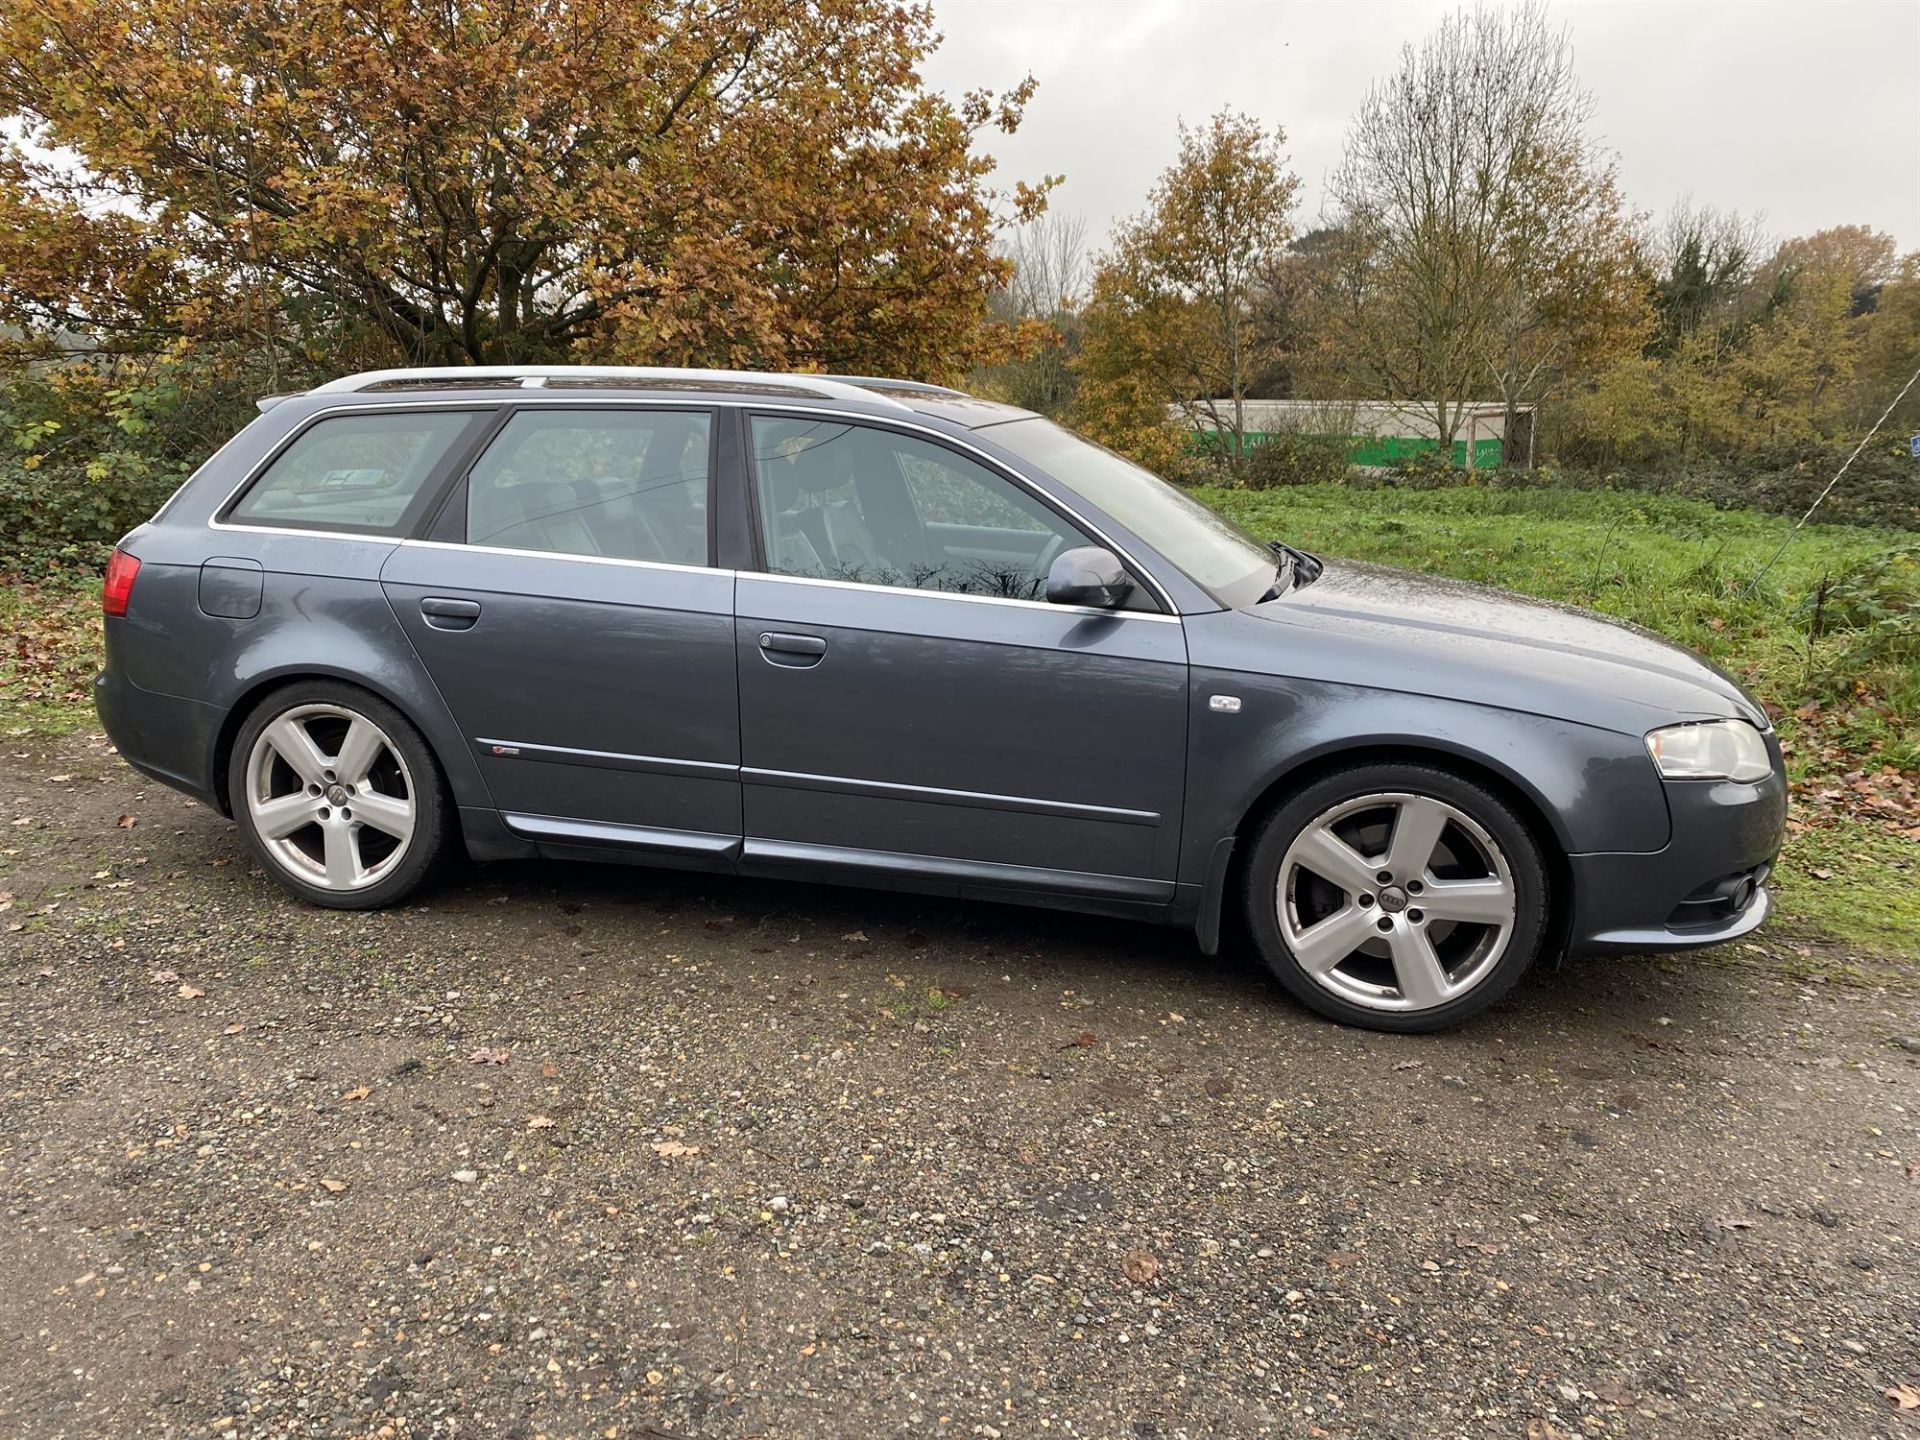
[225,410,488,534]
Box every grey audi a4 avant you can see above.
[95,366,1786,1031]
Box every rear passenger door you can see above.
[380,405,743,864]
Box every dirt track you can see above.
[2,730,1917,1439]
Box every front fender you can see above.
[1178,667,1671,888]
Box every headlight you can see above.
[1644,719,1773,782]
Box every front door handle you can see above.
[421,596,481,631]
[758,631,827,667]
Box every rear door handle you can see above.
[421,596,481,630]
[758,631,827,667]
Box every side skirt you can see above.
[498,812,740,873]
[462,809,1178,924]
[738,838,1175,922]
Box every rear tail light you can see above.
[102,547,141,617]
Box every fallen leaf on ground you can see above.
[1120,1247,1159,1284]
[650,1139,699,1159]
[527,1115,556,1131]
[1887,1383,1920,1410]
[1062,1031,1097,1049]
[342,1085,372,1102]
[319,1178,347,1194]
[541,1061,560,1078]
[176,984,204,999]
[115,814,135,828]
[222,1022,243,1035]
[468,1046,511,1065]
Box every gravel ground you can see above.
[2,730,1916,1440]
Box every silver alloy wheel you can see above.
[1277,791,1517,1014]
[244,703,417,892]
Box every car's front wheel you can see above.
[228,682,448,910]
[1243,762,1551,1032]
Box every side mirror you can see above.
[1046,546,1133,609]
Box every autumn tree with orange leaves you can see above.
[0,0,1050,379]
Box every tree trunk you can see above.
[1504,401,1534,470]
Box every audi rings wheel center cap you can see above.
[325,784,351,807]
[1377,886,1409,914]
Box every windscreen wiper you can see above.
[1256,549,1295,604]
[1267,539,1323,586]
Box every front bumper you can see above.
[1566,766,1787,956]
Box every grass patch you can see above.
[1,576,100,736]
[1772,823,1920,962]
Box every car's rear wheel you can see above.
[1243,762,1551,1032]
[228,682,448,910]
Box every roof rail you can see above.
[309,365,914,410]
[821,374,971,398]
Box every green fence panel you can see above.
[1191,430,1504,468]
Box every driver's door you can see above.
[733,414,1189,909]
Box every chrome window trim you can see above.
[208,402,509,537]
[203,520,414,543]
[398,537,727,579]
[739,568,1181,624]
[209,398,720,536]
[203,394,1186,612]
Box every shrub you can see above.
[1383,448,1464,489]
[0,354,269,577]
[1802,545,1919,663]
[1241,431,1349,489]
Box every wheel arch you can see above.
[1223,738,1576,961]
[210,667,467,820]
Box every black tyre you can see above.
[227,680,449,910]
[1242,762,1551,1032]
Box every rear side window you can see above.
[464,409,712,565]
[227,411,485,534]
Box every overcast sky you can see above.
[921,0,1920,260]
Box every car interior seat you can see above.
[777,438,889,579]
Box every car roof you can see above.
[266,366,1038,431]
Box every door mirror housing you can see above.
[1046,546,1134,609]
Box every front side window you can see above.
[465,409,712,565]
[227,410,486,534]
[749,416,1096,600]
[985,417,1276,606]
